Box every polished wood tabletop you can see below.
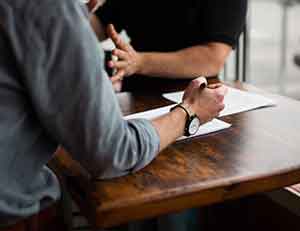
[52,81,300,229]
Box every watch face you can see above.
[189,117,201,135]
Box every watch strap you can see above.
[170,103,195,136]
[170,104,190,116]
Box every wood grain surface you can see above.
[52,81,300,228]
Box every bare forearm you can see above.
[138,44,231,79]
[151,108,186,151]
[90,14,107,41]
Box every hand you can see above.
[86,0,104,13]
[182,77,227,124]
[112,80,122,92]
[107,24,142,81]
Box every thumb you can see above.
[107,24,117,39]
[107,24,129,51]
[214,85,228,100]
[87,0,98,12]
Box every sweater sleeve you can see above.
[11,0,160,179]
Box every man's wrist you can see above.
[171,102,202,137]
[171,106,188,119]
[169,106,188,136]
[136,52,147,75]
[180,101,195,117]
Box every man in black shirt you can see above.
[92,0,248,91]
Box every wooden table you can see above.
[52,81,300,229]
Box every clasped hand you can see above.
[183,77,227,124]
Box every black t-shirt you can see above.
[96,0,248,91]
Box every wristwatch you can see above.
[171,103,201,137]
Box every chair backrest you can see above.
[236,23,249,82]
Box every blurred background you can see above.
[225,0,300,99]
[99,0,300,99]
[72,1,300,229]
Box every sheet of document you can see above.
[101,30,131,50]
[124,105,231,141]
[163,87,276,117]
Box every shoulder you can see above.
[22,0,89,41]
[2,0,87,28]
[0,0,91,60]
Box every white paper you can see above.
[163,87,276,117]
[176,119,231,141]
[125,105,175,120]
[124,105,231,141]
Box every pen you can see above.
[198,76,208,90]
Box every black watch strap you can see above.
[170,104,190,117]
[170,103,194,136]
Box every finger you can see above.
[214,86,228,102]
[208,115,214,122]
[86,0,97,11]
[108,60,128,69]
[107,24,125,49]
[112,49,129,60]
[113,80,123,92]
[215,85,228,97]
[183,79,198,100]
[193,77,208,89]
[111,70,125,83]
[208,83,222,89]
[107,24,130,51]
[87,0,102,12]
[184,77,205,101]
[219,103,225,112]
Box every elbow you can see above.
[206,43,232,76]
[210,58,226,76]
[87,130,139,179]
[88,153,131,180]
[88,146,136,179]
[86,119,159,179]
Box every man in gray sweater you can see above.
[0,0,226,229]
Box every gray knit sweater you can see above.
[0,0,159,226]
